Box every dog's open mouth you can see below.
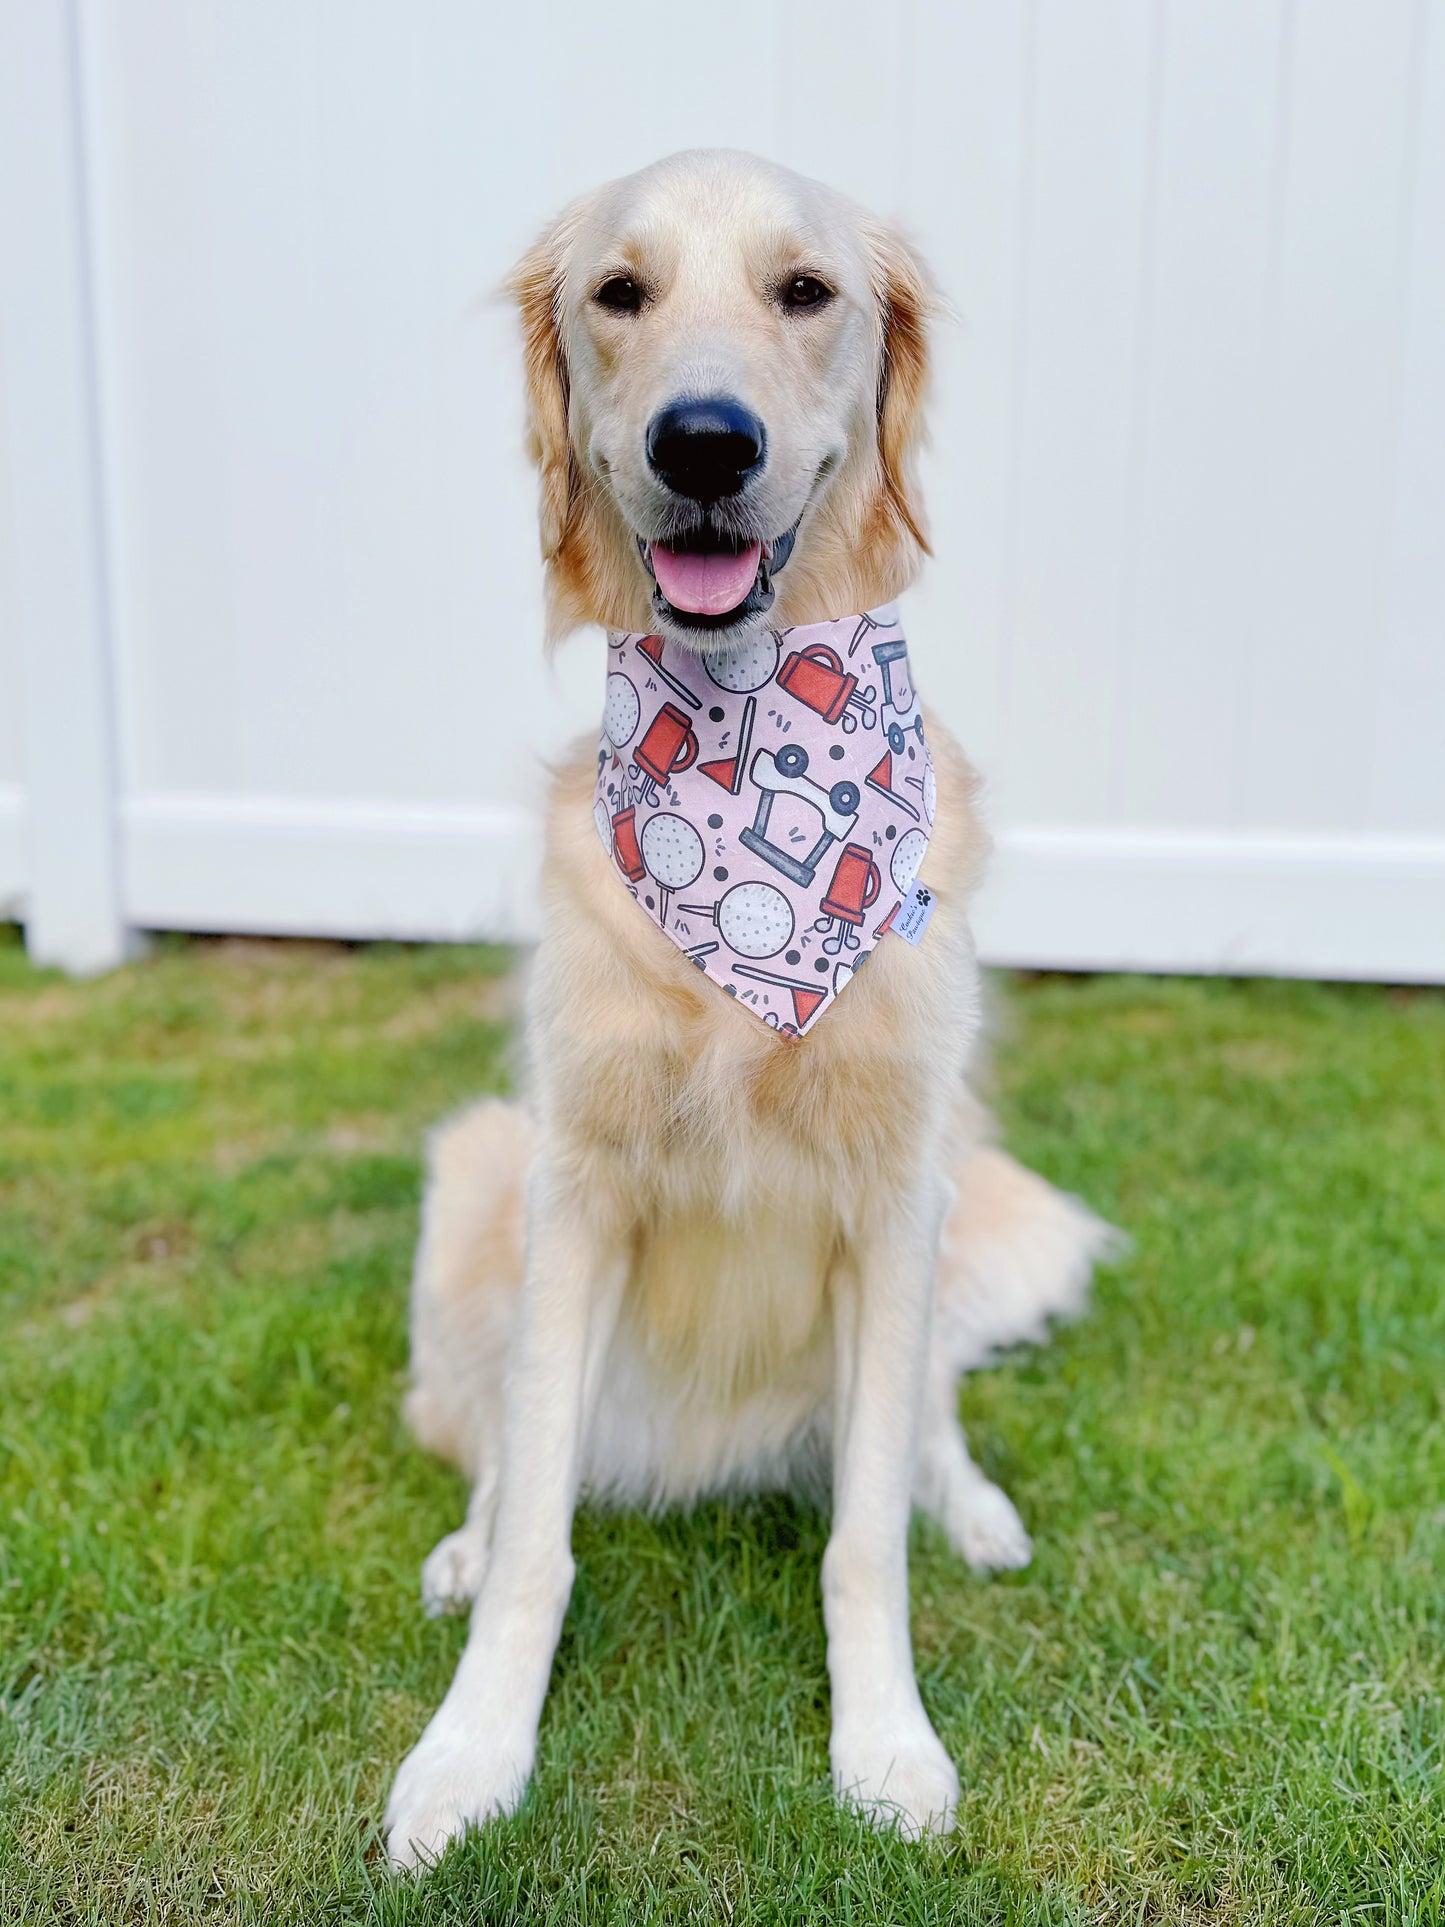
[637,522,799,631]
[652,531,761,617]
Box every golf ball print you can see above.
[702,633,779,693]
[715,882,794,958]
[640,812,704,891]
[604,673,641,748]
[593,798,611,849]
[890,828,928,896]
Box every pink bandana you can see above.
[592,606,935,1035]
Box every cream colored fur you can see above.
[385,151,1115,1870]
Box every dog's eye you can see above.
[782,275,833,311]
[594,276,643,314]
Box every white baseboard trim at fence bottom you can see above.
[0,788,28,917]
[122,794,541,944]
[977,827,1445,982]
[118,795,1445,982]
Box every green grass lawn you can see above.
[0,931,1441,1925]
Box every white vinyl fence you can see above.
[2,0,1442,979]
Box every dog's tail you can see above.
[935,1146,1125,1376]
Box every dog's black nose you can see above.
[646,397,766,502]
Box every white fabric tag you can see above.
[892,882,936,946]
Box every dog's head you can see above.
[510,149,936,649]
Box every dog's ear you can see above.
[507,217,578,564]
[508,204,633,641]
[867,222,936,558]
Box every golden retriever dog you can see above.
[385,149,1114,1869]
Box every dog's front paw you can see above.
[948,1478,1033,1574]
[832,1713,960,1840]
[385,1704,532,1872]
[420,1525,490,1617]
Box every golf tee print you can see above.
[593,606,936,1035]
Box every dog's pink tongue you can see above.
[651,541,762,616]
